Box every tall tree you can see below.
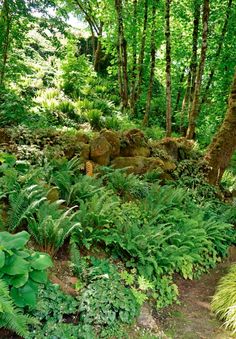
[143,2,157,126]
[200,0,233,107]
[165,0,172,137]
[115,0,129,109]
[186,0,210,139]
[0,0,11,86]
[130,0,149,115]
[204,70,236,185]
[74,0,104,71]
[180,0,201,132]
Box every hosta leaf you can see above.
[0,231,30,250]
[3,254,29,275]
[10,282,37,308]
[10,272,29,288]
[30,270,48,283]
[30,252,53,270]
[0,250,5,268]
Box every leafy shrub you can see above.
[212,264,236,333]
[28,282,80,339]
[0,231,52,309]
[79,277,140,328]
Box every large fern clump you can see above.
[28,200,81,256]
[211,264,236,333]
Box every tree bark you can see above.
[204,70,236,185]
[0,0,11,87]
[131,0,148,115]
[94,24,103,72]
[186,0,210,139]
[130,0,138,113]
[200,0,233,107]
[180,1,200,133]
[165,0,172,137]
[143,4,157,126]
[174,67,185,113]
[115,0,129,109]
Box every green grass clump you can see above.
[212,264,236,333]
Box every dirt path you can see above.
[156,262,236,339]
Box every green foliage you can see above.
[28,282,80,339]
[79,277,140,327]
[5,184,46,232]
[0,279,37,338]
[27,200,81,256]
[0,231,52,309]
[102,168,149,199]
[212,264,236,333]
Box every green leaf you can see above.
[0,250,5,269]
[0,231,30,250]
[30,253,53,270]
[3,254,29,275]
[10,272,29,288]
[30,270,48,283]
[10,282,37,308]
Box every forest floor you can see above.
[155,259,236,339]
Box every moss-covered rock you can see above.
[100,129,120,159]
[90,135,111,165]
[111,156,175,175]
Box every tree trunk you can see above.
[94,24,103,72]
[130,0,138,113]
[174,67,185,113]
[186,0,210,139]
[131,0,148,115]
[165,0,172,137]
[200,0,233,107]
[204,70,236,185]
[0,0,11,86]
[180,1,200,133]
[115,0,129,109]
[143,4,156,126]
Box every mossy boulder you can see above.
[64,142,90,160]
[90,135,111,165]
[150,137,195,162]
[111,156,176,175]
[121,128,150,157]
[100,129,120,159]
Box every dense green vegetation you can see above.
[0,0,235,337]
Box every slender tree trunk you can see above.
[115,0,129,109]
[135,0,148,101]
[0,0,11,86]
[131,0,148,115]
[174,67,185,113]
[143,4,157,126]
[165,0,172,137]
[186,0,210,139]
[200,0,233,107]
[180,1,200,133]
[94,24,103,72]
[88,23,96,60]
[204,70,236,185]
[130,0,138,113]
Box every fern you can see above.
[0,279,37,338]
[28,200,80,256]
[6,184,46,232]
